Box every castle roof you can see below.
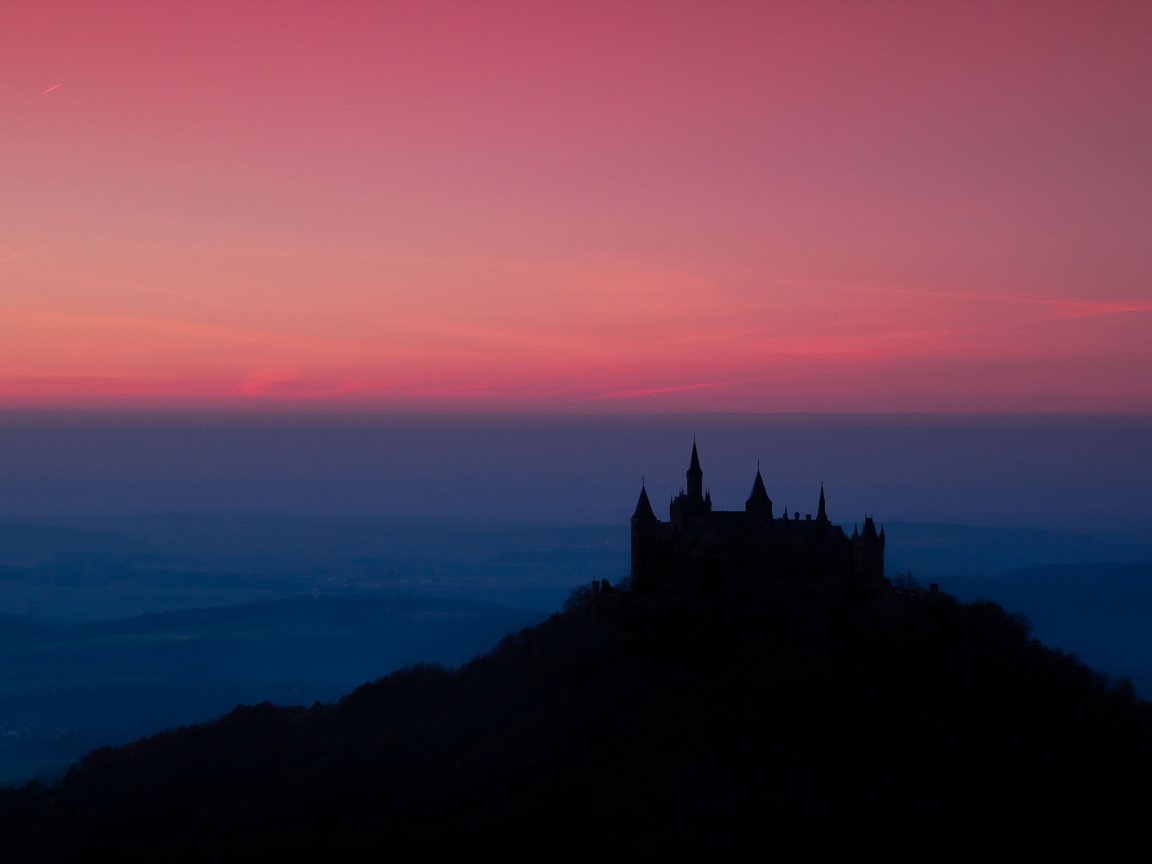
[632,483,656,521]
[746,467,771,509]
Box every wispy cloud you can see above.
[1037,298,1152,319]
[852,284,1152,319]
[587,382,724,401]
[0,247,31,266]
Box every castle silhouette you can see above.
[630,442,885,597]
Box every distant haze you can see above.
[0,412,1148,537]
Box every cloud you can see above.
[852,284,1152,319]
[0,247,31,266]
[1037,298,1152,319]
[587,382,724,401]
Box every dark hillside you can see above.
[0,594,539,785]
[2,583,1150,861]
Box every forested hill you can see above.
[2,582,1151,861]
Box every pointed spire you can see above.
[817,483,828,523]
[745,464,772,515]
[632,481,656,521]
[686,439,703,501]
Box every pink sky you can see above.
[2,0,1150,412]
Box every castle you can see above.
[630,442,885,597]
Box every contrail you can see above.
[41,83,62,95]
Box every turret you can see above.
[856,515,885,585]
[630,480,661,593]
[632,482,656,522]
[816,483,829,524]
[745,464,773,517]
[670,441,710,521]
[686,440,703,502]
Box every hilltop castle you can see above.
[630,442,885,597]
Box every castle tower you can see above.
[632,482,656,522]
[670,441,711,521]
[631,481,660,592]
[686,440,703,502]
[856,515,886,585]
[816,484,829,524]
[745,465,773,518]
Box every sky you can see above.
[3,413,1151,533]
[2,0,1150,413]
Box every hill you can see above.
[2,582,1151,860]
[0,594,538,785]
[946,561,1152,696]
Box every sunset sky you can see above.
[3,0,1150,413]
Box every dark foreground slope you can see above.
[3,584,1151,861]
[0,594,540,785]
